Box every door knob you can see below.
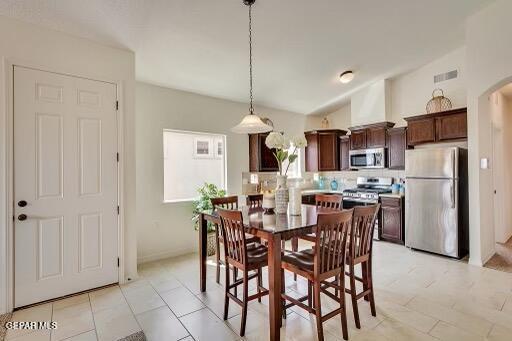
[18,214,27,221]
[18,200,27,207]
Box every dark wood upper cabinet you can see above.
[339,135,350,171]
[305,130,346,172]
[404,108,467,147]
[436,111,467,141]
[249,133,279,172]
[387,127,407,170]
[380,196,404,245]
[366,127,387,148]
[349,122,395,150]
[406,117,436,145]
[349,130,367,150]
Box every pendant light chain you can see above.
[248,4,254,115]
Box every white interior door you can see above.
[14,66,119,308]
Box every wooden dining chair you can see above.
[210,196,260,292]
[300,194,343,243]
[281,210,354,341]
[345,204,380,329]
[218,208,269,337]
[246,194,263,208]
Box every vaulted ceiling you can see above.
[0,0,489,114]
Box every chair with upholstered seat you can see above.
[218,208,269,337]
[211,196,260,285]
[281,210,353,341]
[344,204,380,329]
[299,194,343,243]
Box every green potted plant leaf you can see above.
[192,183,226,256]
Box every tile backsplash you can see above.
[242,169,405,195]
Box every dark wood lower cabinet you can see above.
[380,196,404,244]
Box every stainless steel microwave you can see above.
[349,148,387,169]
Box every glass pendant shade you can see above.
[231,113,273,134]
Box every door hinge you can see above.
[116,152,119,162]
[117,257,120,267]
[117,206,120,215]
[116,101,119,110]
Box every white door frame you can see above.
[3,59,126,312]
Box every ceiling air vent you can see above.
[434,70,458,83]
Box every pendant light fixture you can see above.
[231,0,273,134]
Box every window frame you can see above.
[162,129,228,203]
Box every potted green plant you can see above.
[192,183,226,256]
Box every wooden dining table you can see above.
[199,204,321,341]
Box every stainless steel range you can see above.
[342,177,393,205]
[342,177,393,240]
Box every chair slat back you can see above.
[349,204,380,259]
[211,196,239,210]
[314,210,353,275]
[218,208,247,265]
[246,194,263,208]
[315,194,343,211]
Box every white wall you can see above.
[466,0,512,265]
[0,16,137,313]
[390,47,467,126]
[325,104,351,130]
[351,80,391,126]
[136,82,308,263]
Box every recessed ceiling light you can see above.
[339,71,354,84]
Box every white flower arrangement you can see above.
[265,132,308,175]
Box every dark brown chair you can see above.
[246,194,263,208]
[210,196,260,285]
[281,210,353,341]
[300,194,343,243]
[345,204,380,329]
[218,208,269,337]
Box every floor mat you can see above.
[117,331,147,341]
[0,312,12,341]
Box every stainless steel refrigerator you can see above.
[405,147,469,258]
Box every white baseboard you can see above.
[137,246,197,264]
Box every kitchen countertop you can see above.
[301,189,344,195]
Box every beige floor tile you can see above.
[406,297,492,337]
[136,306,189,341]
[429,321,484,341]
[52,294,90,311]
[148,275,182,294]
[373,318,439,341]
[179,308,239,341]
[119,278,150,294]
[89,287,127,313]
[51,302,95,341]
[487,324,512,341]
[6,304,53,340]
[122,284,165,315]
[349,329,391,341]
[6,330,51,341]
[377,300,438,333]
[64,330,98,341]
[159,286,205,317]
[195,286,240,320]
[453,300,512,330]
[93,303,141,341]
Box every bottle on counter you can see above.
[330,178,338,191]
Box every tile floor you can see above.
[6,241,512,341]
